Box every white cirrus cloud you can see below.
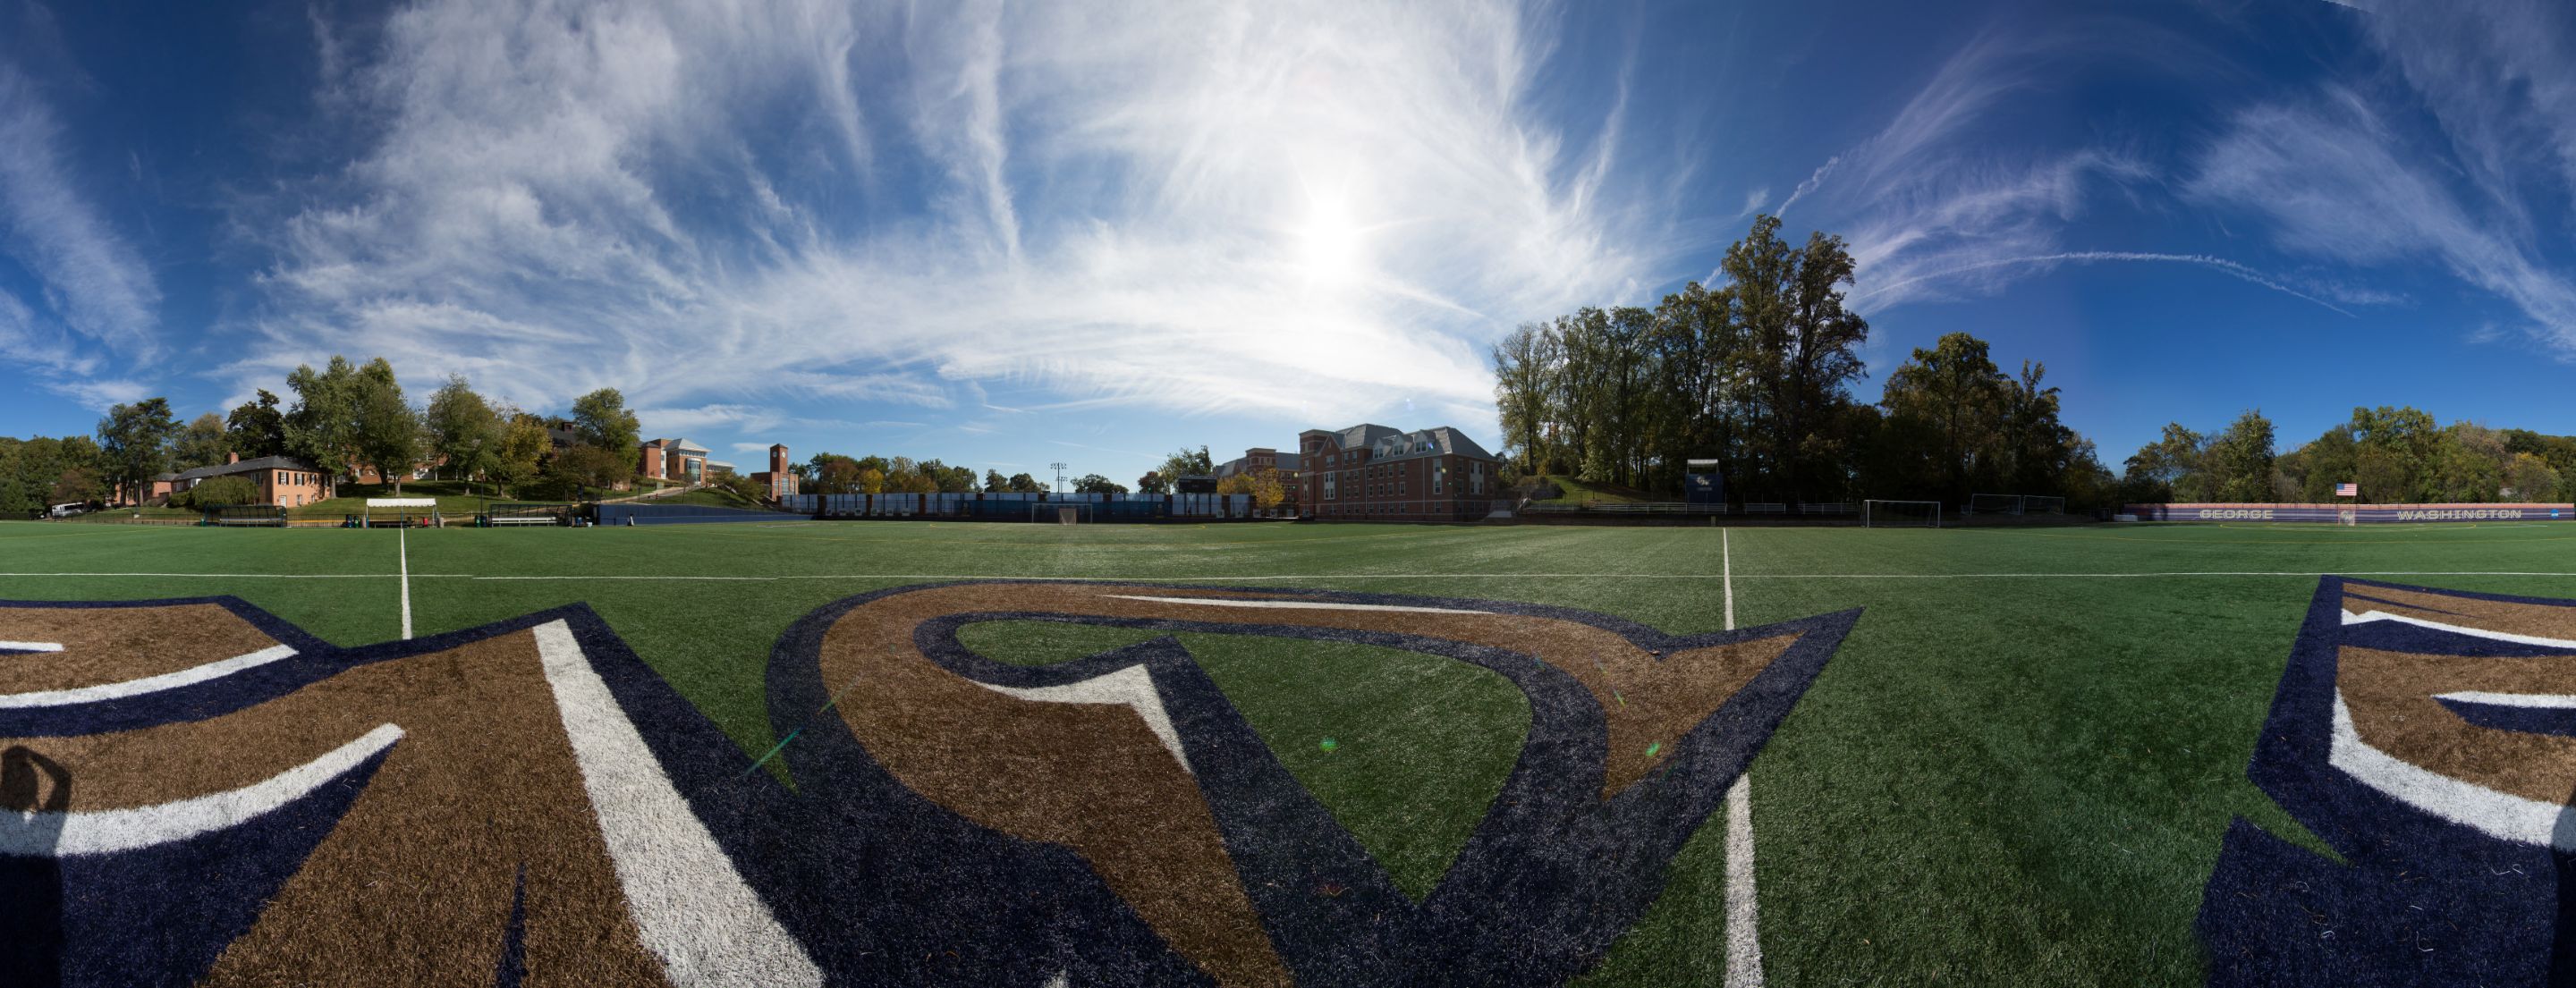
[2187,89,2576,352]
[1767,18,2343,321]
[234,0,1682,432]
[0,60,161,408]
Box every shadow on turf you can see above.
[2,745,69,988]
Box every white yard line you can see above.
[398,528,413,640]
[0,572,430,578]
[1720,527,1765,988]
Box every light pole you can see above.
[1050,462,1070,494]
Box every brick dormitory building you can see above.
[1298,424,1503,521]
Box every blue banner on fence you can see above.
[2124,502,2573,523]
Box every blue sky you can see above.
[4,0,2573,484]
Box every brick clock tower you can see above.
[764,444,798,499]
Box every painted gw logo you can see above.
[0,582,1855,986]
[2199,578,2576,986]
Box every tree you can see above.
[545,444,629,492]
[1137,471,1171,494]
[1073,473,1127,494]
[286,356,364,487]
[856,468,886,494]
[1157,446,1215,483]
[814,459,861,494]
[1722,215,1870,502]
[171,413,232,470]
[984,469,1008,493]
[2349,406,2441,503]
[492,411,551,498]
[2504,452,2561,501]
[572,388,642,467]
[2121,423,2207,503]
[1247,468,1289,513]
[2203,410,2277,502]
[1214,474,1254,495]
[1882,333,2006,502]
[352,367,426,494]
[226,390,288,459]
[52,466,103,506]
[1006,472,1042,493]
[97,397,179,508]
[426,376,502,494]
[1490,322,1555,474]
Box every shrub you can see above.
[181,475,261,509]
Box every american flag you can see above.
[2335,483,2359,497]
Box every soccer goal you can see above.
[204,504,287,528]
[1864,500,1943,528]
[363,497,439,528]
[1030,502,1093,524]
[2021,495,2067,515]
[1968,493,2023,517]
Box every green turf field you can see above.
[4,518,2571,985]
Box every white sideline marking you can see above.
[1720,527,1764,988]
[975,664,1193,772]
[2341,608,2576,650]
[0,640,65,652]
[1724,773,1762,987]
[532,620,823,987]
[11,569,2576,584]
[1105,595,1487,615]
[0,644,297,708]
[2329,694,2576,850]
[0,723,402,856]
[398,528,413,641]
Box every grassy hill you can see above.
[1525,474,1657,505]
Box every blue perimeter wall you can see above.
[595,502,810,526]
[2124,502,2573,523]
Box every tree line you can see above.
[2121,407,2576,504]
[3,355,679,514]
[792,444,1286,511]
[1491,215,2111,506]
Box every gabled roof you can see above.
[1301,424,1496,463]
[650,437,710,454]
[174,455,321,482]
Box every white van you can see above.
[47,502,85,518]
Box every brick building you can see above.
[166,453,332,507]
[749,444,800,501]
[1298,424,1502,521]
[639,437,712,483]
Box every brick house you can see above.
[1298,424,1502,521]
[750,444,800,501]
[166,453,332,507]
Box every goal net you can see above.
[1968,493,2022,517]
[1864,500,1942,528]
[364,497,439,528]
[204,504,287,528]
[1030,503,1092,524]
[2020,495,2066,515]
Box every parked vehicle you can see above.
[47,502,87,518]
